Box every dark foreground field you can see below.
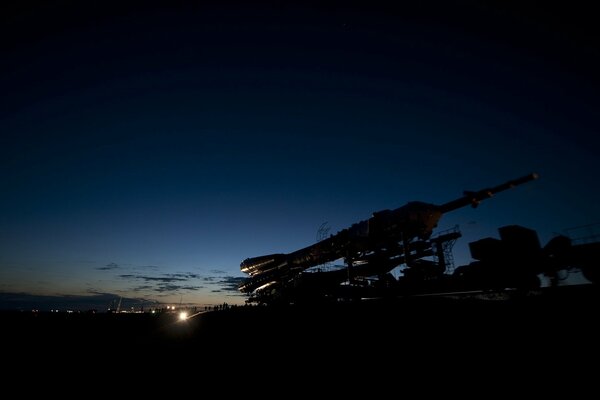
[2,286,598,373]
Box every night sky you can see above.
[1,1,598,310]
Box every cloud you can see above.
[155,283,206,293]
[96,262,119,271]
[180,285,203,291]
[105,267,243,296]
[118,273,201,283]
[132,285,153,292]
[134,265,160,270]
[201,276,246,293]
[141,276,187,282]
[210,269,227,274]
[168,273,201,279]
[218,276,246,292]
[155,284,181,293]
[115,272,205,294]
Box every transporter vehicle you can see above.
[239,173,539,304]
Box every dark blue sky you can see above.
[1,1,598,309]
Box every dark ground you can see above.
[2,285,597,382]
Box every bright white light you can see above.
[179,311,188,321]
